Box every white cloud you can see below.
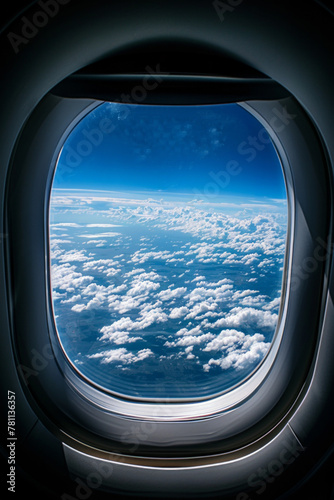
[110,296,146,314]
[71,304,87,313]
[51,263,94,291]
[131,249,185,265]
[203,332,270,372]
[100,317,136,337]
[263,297,281,311]
[186,284,233,305]
[139,300,163,313]
[185,301,218,320]
[158,287,187,301]
[98,329,141,345]
[191,276,206,282]
[85,240,108,246]
[232,290,259,300]
[196,278,233,288]
[123,268,146,277]
[83,259,119,269]
[211,307,278,330]
[58,250,93,263]
[51,223,82,227]
[131,271,161,282]
[258,258,275,268]
[61,294,81,304]
[88,348,153,364]
[136,308,169,329]
[52,290,67,300]
[86,224,121,227]
[240,253,260,266]
[104,268,121,277]
[51,193,287,381]
[81,283,124,296]
[50,238,72,245]
[71,294,106,312]
[70,281,129,312]
[176,325,202,336]
[82,259,121,279]
[239,295,268,307]
[79,232,121,238]
[99,308,169,341]
[169,306,189,319]
[204,329,259,351]
[127,280,160,297]
[165,333,215,348]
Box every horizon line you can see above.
[51,187,287,202]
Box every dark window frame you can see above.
[5,92,331,459]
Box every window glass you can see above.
[50,103,287,399]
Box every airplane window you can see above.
[49,102,287,400]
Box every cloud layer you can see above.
[49,192,287,396]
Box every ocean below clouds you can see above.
[50,190,287,399]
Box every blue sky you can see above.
[50,103,287,398]
[54,102,286,200]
